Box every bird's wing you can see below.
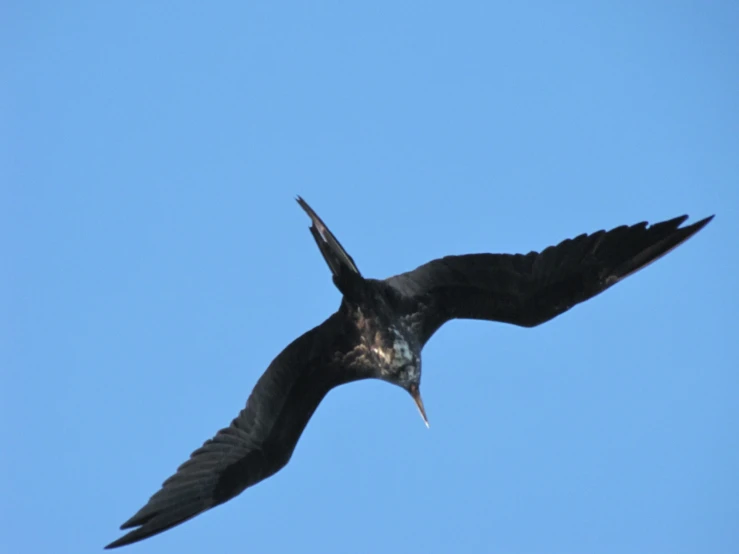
[106,313,346,549]
[385,214,713,345]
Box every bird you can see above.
[106,197,713,549]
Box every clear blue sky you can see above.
[4,2,738,553]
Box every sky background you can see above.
[3,2,738,553]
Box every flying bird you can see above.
[106,198,713,549]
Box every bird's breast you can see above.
[368,328,415,370]
[346,305,418,373]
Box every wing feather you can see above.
[386,214,713,344]
[106,313,346,549]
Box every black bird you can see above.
[106,198,713,549]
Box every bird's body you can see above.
[106,198,713,549]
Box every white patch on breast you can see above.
[368,328,415,370]
[389,329,413,369]
[371,345,393,365]
[392,339,412,366]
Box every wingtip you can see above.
[119,518,138,531]
[678,213,715,239]
[101,516,143,549]
[693,214,715,229]
[104,537,125,550]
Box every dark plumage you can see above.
[106,198,713,549]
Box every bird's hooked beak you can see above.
[408,383,429,428]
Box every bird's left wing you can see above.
[385,214,713,345]
[106,313,345,549]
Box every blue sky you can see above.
[3,2,738,553]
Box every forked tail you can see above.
[296,196,364,297]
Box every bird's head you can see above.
[381,359,428,428]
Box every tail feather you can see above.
[296,196,363,295]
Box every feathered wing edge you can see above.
[606,214,714,283]
[105,312,346,549]
[385,213,714,341]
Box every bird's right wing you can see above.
[106,313,345,549]
[385,214,713,345]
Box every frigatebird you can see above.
[106,198,713,549]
